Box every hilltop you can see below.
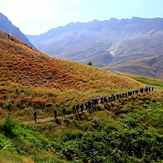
[27,17,163,79]
[0,31,143,92]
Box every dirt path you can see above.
[20,90,155,126]
[21,111,87,125]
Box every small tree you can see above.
[87,62,93,66]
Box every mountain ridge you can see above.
[26,17,163,42]
[0,12,35,48]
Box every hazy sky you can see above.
[0,0,163,35]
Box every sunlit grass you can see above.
[131,76,163,87]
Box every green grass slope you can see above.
[0,88,163,163]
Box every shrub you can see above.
[87,62,93,66]
[0,117,16,138]
[64,129,83,141]
[104,123,118,134]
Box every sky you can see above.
[0,0,163,35]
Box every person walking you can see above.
[72,105,76,114]
[62,106,66,118]
[7,112,10,118]
[33,110,38,123]
[54,109,57,121]
[80,103,84,113]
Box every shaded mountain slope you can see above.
[0,31,143,92]
[27,17,163,79]
[0,12,35,48]
[105,34,163,78]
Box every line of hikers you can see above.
[33,86,154,123]
[71,86,154,114]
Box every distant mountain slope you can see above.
[104,34,163,78]
[0,12,35,48]
[0,31,143,91]
[26,17,163,79]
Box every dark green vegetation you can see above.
[0,88,163,163]
[87,62,93,66]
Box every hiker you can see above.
[33,110,38,123]
[7,112,10,118]
[116,94,119,99]
[72,105,76,114]
[100,96,104,104]
[92,98,96,107]
[54,109,57,120]
[149,87,151,92]
[76,103,79,113]
[104,96,108,103]
[135,89,139,94]
[62,106,66,118]
[128,91,132,96]
[95,97,99,104]
[112,94,116,101]
[124,92,128,97]
[88,100,92,111]
[80,103,84,113]
[85,101,88,111]
[108,95,111,102]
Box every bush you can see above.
[87,62,93,66]
[64,129,83,141]
[0,118,16,138]
[104,123,118,134]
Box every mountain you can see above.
[0,12,35,48]
[0,30,143,91]
[26,17,163,79]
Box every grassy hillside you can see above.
[0,31,143,92]
[0,31,163,162]
[0,30,145,120]
[105,58,158,79]
[0,86,163,163]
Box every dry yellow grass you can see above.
[0,31,144,93]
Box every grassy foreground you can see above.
[0,78,163,162]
